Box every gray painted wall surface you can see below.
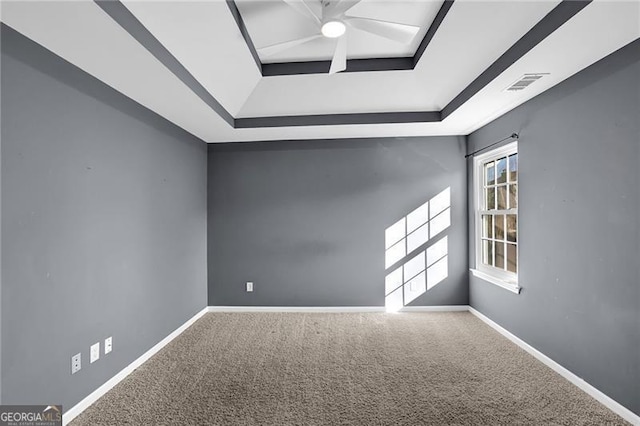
[1,25,208,410]
[0,38,2,403]
[467,39,640,415]
[208,137,468,307]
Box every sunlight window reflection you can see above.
[427,256,448,289]
[385,266,403,296]
[385,240,406,269]
[404,271,426,304]
[430,187,451,219]
[385,218,405,249]
[384,188,451,312]
[407,223,429,253]
[407,200,429,234]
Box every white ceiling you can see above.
[1,0,639,143]
[237,1,561,117]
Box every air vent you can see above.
[505,73,549,92]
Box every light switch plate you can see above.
[90,342,100,363]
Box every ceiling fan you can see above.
[257,0,421,74]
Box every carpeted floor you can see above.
[70,312,628,425]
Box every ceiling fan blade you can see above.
[345,17,420,44]
[258,34,322,58]
[324,0,361,19]
[282,0,321,26]
[329,34,347,74]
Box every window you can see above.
[471,142,520,293]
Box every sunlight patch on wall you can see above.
[384,188,451,312]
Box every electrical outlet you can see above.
[71,353,81,374]
[90,342,100,363]
[246,281,253,292]
[105,337,112,354]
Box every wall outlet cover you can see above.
[90,342,100,363]
[105,336,112,354]
[246,282,253,292]
[71,353,81,374]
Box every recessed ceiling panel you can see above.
[236,0,443,63]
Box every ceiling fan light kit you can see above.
[321,20,346,38]
[258,0,421,74]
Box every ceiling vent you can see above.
[504,73,549,92]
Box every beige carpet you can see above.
[70,312,628,425]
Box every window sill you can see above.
[470,269,521,294]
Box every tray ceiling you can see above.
[1,0,638,143]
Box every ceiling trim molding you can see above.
[97,0,591,129]
[230,0,454,77]
[442,0,592,119]
[413,0,454,68]
[94,0,236,127]
[226,0,263,73]
[235,111,441,128]
[262,57,414,76]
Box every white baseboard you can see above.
[401,305,469,312]
[468,307,640,426]
[207,305,469,313]
[62,307,208,426]
[208,306,384,312]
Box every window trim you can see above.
[471,141,520,294]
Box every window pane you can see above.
[496,157,507,184]
[485,161,495,185]
[495,241,505,269]
[509,184,517,209]
[482,215,493,238]
[497,186,507,209]
[508,154,518,182]
[487,187,495,210]
[507,215,517,242]
[482,239,493,266]
[507,243,517,273]
[494,214,505,240]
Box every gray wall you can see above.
[208,137,468,307]
[468,39,640,415]
[0,35,2,404]
[1,25,208,411]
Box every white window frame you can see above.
[470,141,520,294]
